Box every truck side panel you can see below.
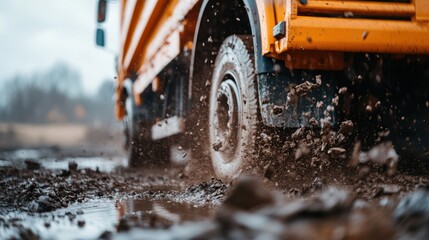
[116,0,199,119]
[274,0,429,55]
[115,0,429,120]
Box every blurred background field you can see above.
[0,63,123,150]
[0,123,123,150]
[0,1,121,150]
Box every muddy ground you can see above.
[0,145,225,239]
[0,140,429,240]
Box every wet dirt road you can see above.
[0,147,224,239]
[1,146,429,240]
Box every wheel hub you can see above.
[212,78,242,162]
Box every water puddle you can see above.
[0,148,128,173]
[0,160,8,167]
[8,149,42,160]
[0,199,119,240]
[41,157,128,173]
[119,198,214,223]
[0,198,214,239]
[0,149,43,163]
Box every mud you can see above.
[113,179,429,240]
[1,146,429,240]
[0,147,230,239]
[1,119,429,240]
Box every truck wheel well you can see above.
[189,0,253,101]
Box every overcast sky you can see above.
[0,0,120,95]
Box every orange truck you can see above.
[96,0,429,180]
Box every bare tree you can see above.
[0,63,115,125]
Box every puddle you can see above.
[0,198,214,239]
[0,199,119,240]
[9,149,42,159]
[0,160,8,167]
[0,148,128,173]
[0,149,43,161]
[119,199,214,222]
[41,157,128,173]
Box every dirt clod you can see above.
[117,218,130,232]
[24,160,41,170]
[77,220,85,228]
[68,161,78,171]
[223,177,274,211]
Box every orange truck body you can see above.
[114,0,429,120]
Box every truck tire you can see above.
[127,130,144,167]
[124,94,154,167]
[209,35,261,181]
[125,95,142,166]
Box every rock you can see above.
[338,120,354,136]
[365,105,373,112]
[223,177,275,211]
[312,177,326,191]
[260,132,272,143]
[317,187,355,212]
[77,220,85,228]
[394,190,429,240]
[295,142,310,160]
[351,142,399,174]
[366,142,399,166]
[212,142,222,151]
[65,212,77,222]
[379,184,401,194]
[18,227,40,240]
[293,81,319,97]
[99,230,113,240]
[287,81,319,106]
[338,87,348,94]
[395,190,429,219]
[291,127,305,140]
[269,187,355,221]
[31,195,59,212]
[176,179,227,206]
[358,166,370,180]
[76,209,84,215]
[24,160,41,170]
[328,147,346,156]
[315,75,322,85]
[68,161,78,171]
[263,163,274,179]
[272,105,284,115]
[117,218,130,232]
[336,133,346,143]
[309,117,319,127]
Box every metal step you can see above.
[151,116,185,140]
